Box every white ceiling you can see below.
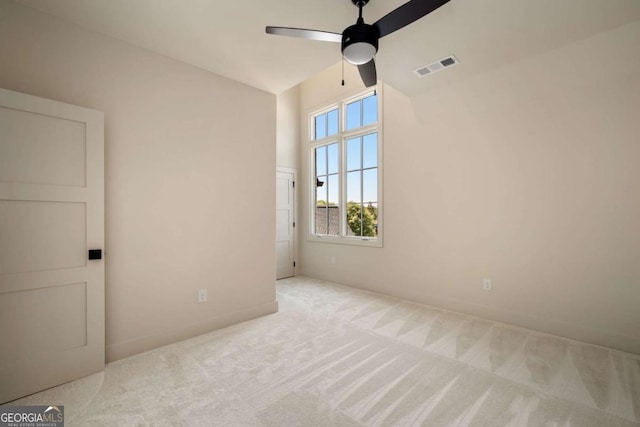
[16,0,640,95]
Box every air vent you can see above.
[414,55,459,77]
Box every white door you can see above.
[276,170,295,279]
[0,88,104,403]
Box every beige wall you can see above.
[0,0,277,361]
[298,21,640,354]
[276,85,300,170]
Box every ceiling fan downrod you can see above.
[353,0,369,21]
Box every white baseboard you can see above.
[106,300,279,362]
[302,271,640,356]
[400,289,640,356]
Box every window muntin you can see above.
[310,91,381,244]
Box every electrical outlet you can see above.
[198,288,208,303]
[482,279,492,291]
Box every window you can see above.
[310,91,381,245]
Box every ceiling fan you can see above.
[266,0,451,88]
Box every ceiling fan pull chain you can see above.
[342,56,345,86]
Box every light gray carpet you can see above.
[10,276,640,426]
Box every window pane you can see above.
[362,133,377,169]
[327,174,340,236]
[346,202,359,237]
[315,177,328,235]
[328,174,339,206]
[327,109,339,136]
[315,113,326,140]
[315,206,327,235]
[362,94,378,126]
[315,146,326,176]
[346,137,361,172]
[327,143,339,174]
[346,100,361,131]
[362,168,377,237]
[366,202,378,237]
[316,176,327,205]
[363,168,377,204]
[347,171,361,204]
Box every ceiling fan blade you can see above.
[373,0,450,38]
[265,26,342,43]
[358,59,377,88]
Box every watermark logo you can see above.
[0,405,64,427]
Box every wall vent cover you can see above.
[414,55,459,77]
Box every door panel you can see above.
[0,200,86,274]
[276,171,295,279]
[0,282,87,359]
[0,88,104,403]
[276,208,290,241]
[0,105,86,187]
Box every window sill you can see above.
[307,234,383,248]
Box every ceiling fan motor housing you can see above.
[341,22,379,65]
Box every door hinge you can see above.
[292,181,295,188]
[293,261,296,267]
[293,221,295,228]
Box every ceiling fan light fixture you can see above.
[343,42,377,65]
[341,23,379,65]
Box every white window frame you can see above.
[308,88,383,247]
